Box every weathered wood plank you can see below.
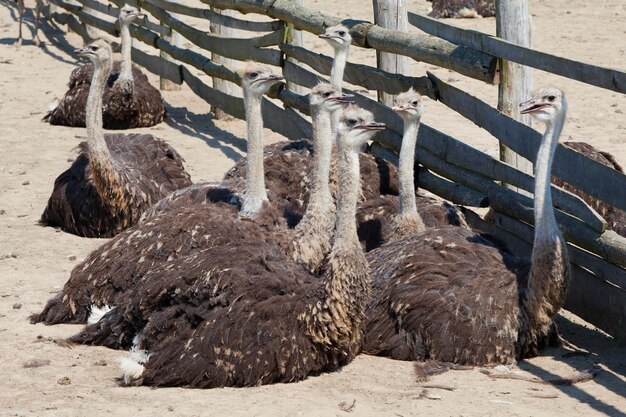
[408,11,626,94]
[280,43,436,99]
[428,72,626,213]
[372,0,410,105]
[79,0,170,35]
[496,0,533,190]
[203,0,498,83]
[210,8,242,118]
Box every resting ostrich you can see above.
[357,89,467,250]
[553,142,626,237]
[428,0,495,18]
[39,40,191,238]
[32,79,347,325]
[44,6,166,129]
[363,88,571,371]
[225,23,398,206]
[13,0,43,47]
[69,107,383,389]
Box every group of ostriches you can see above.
[27,9,624,388]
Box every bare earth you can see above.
[0,0,625,415]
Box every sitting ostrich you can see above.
[13,0,43,47]
[44,6,166,129]
[363,88,571,372]
[68,107,383,389]
[32,80,349,325]
[39,40,191,238]
[553,142,626,237]
[357,89,467,250]
[224,23,398,207]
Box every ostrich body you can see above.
[39,40,191,238]
[553,141,626,237]
[357,90,467,251]
[14,0,43,47]
[43,7,166,129]
[70,107,382,388]
[31,79,345,325]
[363,88,571,367]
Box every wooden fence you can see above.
[25,0,626,340]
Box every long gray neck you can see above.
[309,105,334,204]
[86,57,113,160]
[523,102,571,347]
[533,107,565,244]
[240,89,268,216]
[330,46,348,89]
[398,118,420,217]
[119,19,133,84]
[334,142,360,244]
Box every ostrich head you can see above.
[310,83,353,113]
[239,62,284,96]
[392,88,424,122]
[337,105,385,150]
[520,87,566,124]
[75,40,112,65]
[119,6,145,25]
[319,24,351,51]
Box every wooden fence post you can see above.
[286,0,306,95]
[210,8,242,119]
[159,0,182,91]
[372,0,410,106]
[496,0,533,190]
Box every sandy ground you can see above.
[0,0,625,415]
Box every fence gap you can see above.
[496,0,533,192]
[372,0,410,106]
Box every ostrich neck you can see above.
[398,119,420,217]
[309,106,333,203]
[240,90,268,216]
[119,21,133,84]
[330,47,348,89]
[304,139,370,350]
[86,58,113,161]
[524,104,571,345]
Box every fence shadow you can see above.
[164,104,247,163]
[516,314,626,417]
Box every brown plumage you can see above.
[43,7,165,129]
[363,88,572,370]
[39,41,190,238]
[553,141,626,237]
[68,106,381,388]
[428,0,495,18]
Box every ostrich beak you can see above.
[356,122,386,131]
[520,99,549,114]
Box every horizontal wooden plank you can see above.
[428,72,626,214]
[280,43,436,99]
[79,0,170,35]
[408,11,626,94]
[203,0,498,83]
[464,209,626,342]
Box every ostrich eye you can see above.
[347,118,357,126]
[248,72,259,79]
[547,95,556,102]
[90,45,98,51]
[323,91,332,97]
[338,30,346,36]
[412,100,418,106]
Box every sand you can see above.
[0,0,625,415]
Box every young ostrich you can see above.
[13,0,43,47]
[39,40,190,238]
[363,88,571,370]
[44,6,166,129]
[553,142,626,237]
[357,89,467,250]
[32,81,348,326]
[69,107,383,389]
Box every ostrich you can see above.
[553,142,626,237]
[363,88,571,370]
[357,89,467,250]
[13,0,43,47]
[39,40,191,238]
[43,6,166,129]
[68,107,383,389]
[319,24,351,89]
[427,0,495,18]
[31,80,348,325]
